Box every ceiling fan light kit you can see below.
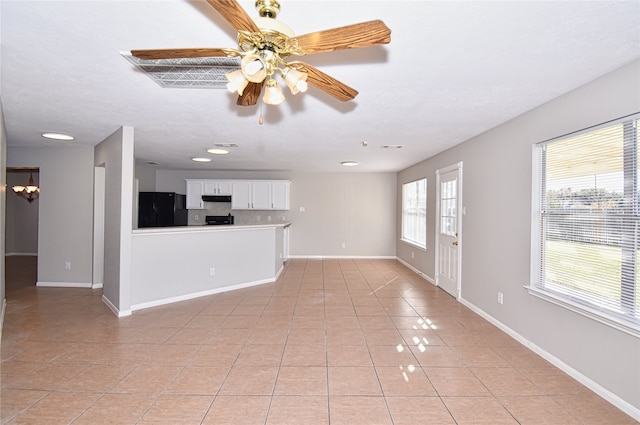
[130,0,391,109]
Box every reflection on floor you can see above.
[1,258,636,424]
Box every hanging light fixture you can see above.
[13,170,40,203]
[224,0,309,107]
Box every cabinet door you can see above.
[271,181,290,210]
[252,181,271,210]
[186,180,204,209]
[231,181,252,209]
[217,181,233,195]
[203,181,218,195]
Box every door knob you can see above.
[452,241,458,246]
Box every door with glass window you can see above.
[436,163,462,298]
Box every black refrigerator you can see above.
[138,192,188,228]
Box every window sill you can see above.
[401,238,426,251]
[525,285,640,338]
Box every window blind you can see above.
[534,115,640,331]
[402,178,427,248]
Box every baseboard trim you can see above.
[91,282,103,289]
[36,281,92,288]
[395,257,436,285]
[102,295,131,318]
[130,277,276,313]
[287,255,397,260]
[458,297,640,422]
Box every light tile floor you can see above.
[1,257,637,424]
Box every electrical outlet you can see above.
[299,206,305,213]
[65,261,71,270]
[497,292,504,305]
[267,216,272,221]
[209,267,215,276]
[257,215,261,221]
[411,251,415,259]
[341,242,346,249]
[194,214,199,220]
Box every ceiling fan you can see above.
[130,0,391,106]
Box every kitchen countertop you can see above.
[133,221,291,234]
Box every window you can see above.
[531,115,640,335]
[402,178,427,248]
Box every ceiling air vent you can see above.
[121,52,240,89]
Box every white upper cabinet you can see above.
[231,180,290,210]
[203,180,232,195]
[188,179,290,210]
[185,180,204,209]
[231,181,252,209]
[271,181,290,210]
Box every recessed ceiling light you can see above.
[191,157,211,163]
[145,161,160,166]
[341,161,359,167]
[42,132,74,141]
[214,143,239,148]
[381,144,404,149]
[207,148,229,155]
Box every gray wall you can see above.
[95,126,135,314]
[1,100,6,329]
[397,60,640,412]
[7,146,94,286]
[5,170,39,255]
[152,169,397,258]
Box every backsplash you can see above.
[188,203,289,226]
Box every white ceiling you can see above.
[2,1,639,173]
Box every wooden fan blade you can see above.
[206,0,260,33]
[236,82,263,106]
[293,20,391,55]
[290,62,358,102]
[131,48,230,60]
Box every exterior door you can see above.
[436,162,462,298]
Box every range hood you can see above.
[202,195,232,203]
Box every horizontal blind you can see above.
[536,116,639,325]
[402,178,427,248]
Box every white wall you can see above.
[131,226,282,309]
[154,169,397,258]
[397,59,640,415]
[5,170,39,255]
[7,146,94,286]
[94,126,135,315]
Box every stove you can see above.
[205,214,234,225]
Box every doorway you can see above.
[5,168,40,291]
[435,162,463,298]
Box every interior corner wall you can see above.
[135,163,157,192]
[7,145,94,286]
[94,126,135,315]
[397,59,640,414]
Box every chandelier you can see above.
[12,171,40,203]
[223,2,308,106]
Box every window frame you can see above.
[401,177,427,250]
[528,114,640,338]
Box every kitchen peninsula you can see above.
[130,221,290,311]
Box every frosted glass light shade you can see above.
[241,55,267,83]
[225,69,249,95]
[284,68,308,95]
[263,79,285,105]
